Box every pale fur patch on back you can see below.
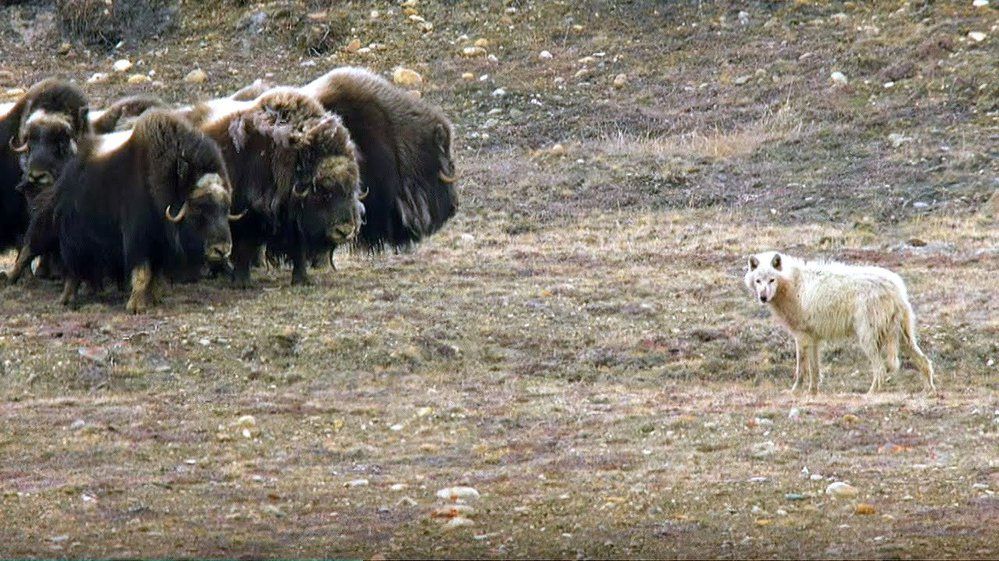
[0,102,15,119]
[94,130,133,157]
[200,98,255,129]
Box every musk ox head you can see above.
[132,110,242,267]
[287,114,363,247]
[11,79,91,202]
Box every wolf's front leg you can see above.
[806,340,821,395]
[790,337,805,392]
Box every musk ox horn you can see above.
[228,209,248,221]
[9,137,29,154]
[164,201,189,223]
[438,170,458,184]
[358,187,369,201]
[291,182,312,198]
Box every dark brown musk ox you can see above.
[236,67,459,252]
[2,90,167,284]
[50,110,241,313]
[182,88,363,287]
[0,79,89,255]
[302,68,458,251]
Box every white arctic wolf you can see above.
[744,251,935,394]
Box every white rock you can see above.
[491,87,506,97]
[112,59,132,73]
[184,69,207,84]
[751,441,778,458]
[444,516,475,529]
[967,31,986,43]
[436,486,480,501]
[345,478,369,487]
[237,415,257,427]
[462,46,487,57]
[87,72,109,84]
[830,71,848,85]
[392,67,423,88]
[788,407,801,419]
[733,75,750,85]
[826,481,859,497]
[973,0,988,6]
[888,133,913,147]
[539,50,553,60]
[612,73,628,88]
[390,483,408,491]
[127,74,151,85]
[738,11,750,25]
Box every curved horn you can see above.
[164,201,189,223]
[228,209,248,221]
[291,182,312,198]
[9,137,29,154]
[438,170,458,184]
[357,187,369,201]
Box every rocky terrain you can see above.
[0,0,996,558]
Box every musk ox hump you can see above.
[252,87,327,147]
[93,129,134,158]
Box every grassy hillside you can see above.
[0,0,996,557]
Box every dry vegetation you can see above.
[0,0,997,558]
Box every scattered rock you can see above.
[184,69,207,84]
[888,133,913,147]
[344,38,361,53]
[750,441,778,458]
[262,504,285,517]
[841,414,860,425]
[127,74,151,85]
[826,482,859,498]
[462,46,487,57]
[784,493,807,501]
[461,72,475,81]
[444,516,475,529]
[432,504,476,518]
[539,50,553,60]
[733,75,751,85]
[830,71,848,85]
[113,59,132,73]
[392,67,423,88]
[87,72,110,84]
[437,486,480,502]
[612,73,628,88]
[973,0,989,7]
[738,11,750,25]
[69,419,86,430]
[549,143,566,157]
[907,238,927,247]
[390,483,408,491]
[788,407,801,420]
[491,87,506,97]
[345,478,369,488]
[474,38,489,48]
[967,31,986,43]
[855,503,876,515]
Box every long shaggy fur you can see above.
[300,67,458,251]
[745,251,935,394]
[193,88,361,286]
[0,78,90,253]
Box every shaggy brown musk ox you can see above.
[184,88,363,287]
[52,110,239,313]
[0,79,89,254]
[300,67,458,251]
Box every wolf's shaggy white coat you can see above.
[744,251,935,394]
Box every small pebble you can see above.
[826,482,859,498]
[112,59,132,73]
[830,71,848,85]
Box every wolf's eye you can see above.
[768,279,774,284]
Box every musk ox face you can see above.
[13,110,82,202]
[167,173,238,266]
[288,116,363,247]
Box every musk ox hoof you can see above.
[291,274,312,286]
[125,295,152,314]
[233,277,253,290]
[0,271,8,285]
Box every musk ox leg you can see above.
[290,247,311,286]
[33,255,61,280]
[125,263,154,314]
[231,239,257,289]
[2,246,38,286]
[60,277,81,307]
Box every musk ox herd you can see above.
[0,67,458,313]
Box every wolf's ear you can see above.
[749,255,759,270]
[771,253,782,270]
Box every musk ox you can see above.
[745,251,935,394]
[238,67,459,251]
[1,79,90,254]
[89,94,168,134]
[53,110,239,313]
[188,88,363,286]
[301,67,458,251]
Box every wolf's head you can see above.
[744,251,788,304]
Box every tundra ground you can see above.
[0,0,996,558]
